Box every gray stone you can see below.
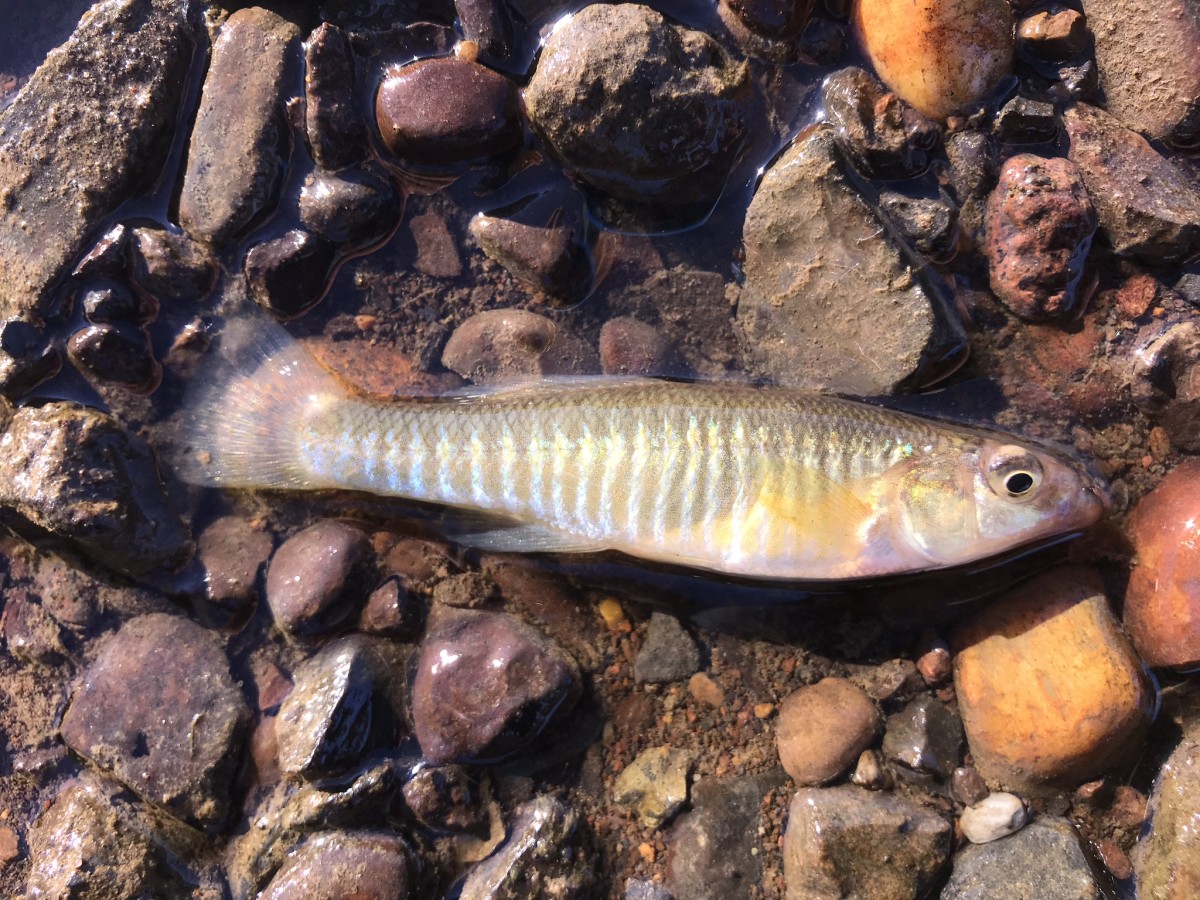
[0,0,198,320]
[179,8,300,245]
[634,613,701,684]
[881,695,965,779]
[626,880,675,900]
[942,817,1101,899]
[993,96,1059,144]
[823,67,941,179]
[612,746,692,828]
[1134,704,1200,899]
[783,785,951,899]
[737,125,966,395]
[667,776,764,900]
[297,167,402,249]
[0,403,191,575]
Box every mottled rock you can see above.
[959,792,1027,843]
[993,96,1059,144]
[599,317,677,376]
[613,746,692,828]
[776,678,880,785]
[852,0,1013,120]
[304,23,368,170]
[297,167,402,249]
[849,749,891,791]
[984,154,1096,320]
[59,613,251,830]
[627,881,675,900]
[410,606,581,763]
[456,0,515,66]
[406,209,463,278]
[1017,8,1089,60]
[783,785,951,899]
[2,588,67,665]
[196,516,273,616]
[0,0,197,320]
[441,308,600,385]
[179,7,299,245]
[402,764,489,834]
[718,0,817,63]
[357,575,423,640]
[666,776,764,900]
[942,817,1101,899]
[1135,703,1200,898]
[0,403,190,574]
[458,795,593,899]
[945,129,998,239]
[1124,459,1200,667]
[260,831,411,900]
[79,281,155,326]
[375,56,522,165]
[953,566,1156,792]
[1065,103,1200,262]
[245,228,339,319]
[1081,0,1200,146]
[265,520,373,638]
[470,185,594,306]
[0,316,60,398]
[738,125,966,394]
[823,67,941,178]
[878,191,959,260]
[523,3,749,226]
[882,695,964,778]
[67,323,160,393]
[634,613,700,684]
[128,226,216,306]
[1130,322,1200,452]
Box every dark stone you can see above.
[945,129,999,239]
[1130,321,1200,452]
[297,167,403,249]
[179,7,300,245]
[73,223,130,279]
[666,776,764,900]
[718,0,817,62]
[259,831,411,900]
[994,96,1060,144]
[375,56,523,165]
[245,228,339,319]
[1,587,67,664]
[1056,60,1099,101]
[265,520,374,638]
[628,882,676,900]
[196,515,274,616]
[402,764,489,834]
[634,612,700,684]
[0,0,198,320]
[457,796,594,899]
[0,403,191,575]
[882,695,965,779]
[0,316,60,399]
[798,17,845,66]
[68,323,161,393]
[128,226,217,306]
[879,191,960,260]
[823,66,942,178]
[441,309,600,385]
[357,574,424,639]
[523,4,750,227]
[59,613,251,831]
[410,606,581,763]
[79,280,155,325]
[455,0,515,67]
[942,817,1101,899]
[951,766,990,806]
[304,22,368,171]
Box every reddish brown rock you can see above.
[441,309,599,385]
[196,516,273,618]
[304,22,368,170]
[984,154,1097,320]
[599,317,676,376]
[1017,8,1089,59]
[776,678,881,785]
[259,832,410,900]
[265,520,373,638]
[1123,460,1200,668]
[953,567,1156,792]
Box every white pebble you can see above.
[960,792,1028,844]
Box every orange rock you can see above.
[1124,460,1200,668]
[776,678,881,785]
[952,566,1156,792]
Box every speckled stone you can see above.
[612,746,692,828]
[943,817,1101,899]
[259,831,411,900]
[634,613,701,684]
[959,792,1028,844]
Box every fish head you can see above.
[896,438,1108,568]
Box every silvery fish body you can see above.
[178,320,1107,580]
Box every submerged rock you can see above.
[718,0,817,63]
[959,792,1027,844]
[823,67,941,179]
[265,520,374,639]
[737,125,966,394]
[128,226,217,307]
[259,831,411,900]
[297,167,402,250]
[666,775,765,900]
[244,228,339,319]
[0,316,60,399]
[304,22,368,171]
[441,309,600,385]
[67,323,161,393]
[881,695,964,779]
[943,817,1102,899]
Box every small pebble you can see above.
[994,96,1059,144]
[777,678,881,785]
[688,672,726,708]
[612,746,692,829]
[951,766,990,806]
[634,613,701,685]
[265,520,373,638]
[0,317,59,399]
[357,575,423,639]
[1017,8,1088,59]
[244,229,338,319]
[960,792,1028,843]
[67,324,160,393]
[128,226,216,306]
[599,317,677,377]
[78,281,154,326]
[441,309,600,385]
[402,764,489,834]
[297,168,401,249]
[850,749,891,791]
[882,695,964,779]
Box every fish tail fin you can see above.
[175,315,346,489]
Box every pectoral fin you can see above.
[752,459,873,558]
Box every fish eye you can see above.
[1004,471,1035,496]
[985,445,1044,501]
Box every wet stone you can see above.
[67,323,160,393]
[1017,8,1089,59]
[266,520,373,638]
[1,587,67,665]
[128,226,216,307]
[599,317,677,377]
[993,96,1059,144]
[441,308,600,385]
[737,125,966,395]
[455,0,515,66]
[245,228,339,319]
[1134,702,1200,898]
[0,403,191,574]
[410,606,581,764]
[633,612,700,684]
[878,191,959,260]
[960,792,1027,843]
[0,316,59,399]
[882,695,964,779]
[59,613,251,831]
[375,56,522,166]
[942,817,1101,899]
[1123,459,1200,668]
[297,167,402,250]
[951,766,990,806]
[196,516,273,617]
[179,7,299,245]
[1130,321,1200,452]
[666,775,765,900]
[798,17,846,65]
[260,831,411,900]
[849,749,891,791]
[74,223,130,280]
[776,677,881,786]
[1065,103,1200,263]
[402,764,489,834]
[0,0,198,321]
[718,0,817,63]
[783,784,952,899]
[613,746,692,829]
[984,153,1096,320]
[823,66,941,179]
[1056,60,1099,101]
[457,795,593,899]
[304,23,368,171]
[945,129,999,239]
[79,281,154,326]
[523,3,749,227]
[357,575,423,640]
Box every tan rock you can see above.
[777,678,881,785]
[953,566,1156,792]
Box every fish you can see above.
[175,317,1108,581]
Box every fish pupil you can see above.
[1006,471,1035,495]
